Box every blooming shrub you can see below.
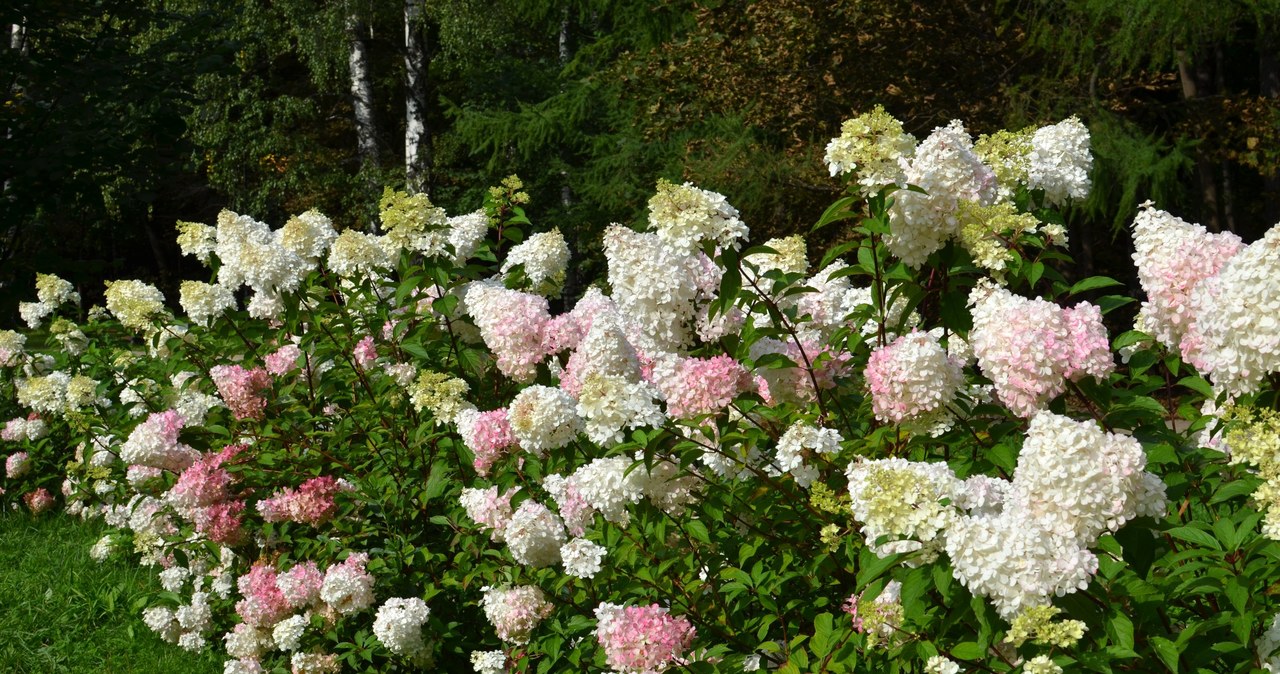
[2,108,1280,674]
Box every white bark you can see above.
[347,14,381,172]
[404,0,430,194]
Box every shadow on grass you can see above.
[0,513,223,674]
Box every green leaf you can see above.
[1098,294,1137,314]
[1151,636,1181,673]
[1107,612,1135,650]
[812,613,834,658]
[950,642,983,659]
[1166,526,1222,551]
[1069,276,1124,294]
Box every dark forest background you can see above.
[4,0,1280,324]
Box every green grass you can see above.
[0,513,224,674]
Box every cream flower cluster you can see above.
[647,179,749,252]
[104,279,166,332]
[179,281,237,327]
[823,104,916,190]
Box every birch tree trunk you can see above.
[348,14,381,174]
[403,0,431,194]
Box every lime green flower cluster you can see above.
[975,127,1034,194]
[1224,406,1280,540]
[1003,604,1086,648]
[408,370,472,424]
[956,201,1040,276]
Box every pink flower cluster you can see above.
[750,338,850,404]
[969,281,1113,417]
[263,344,302,376]
[210,364,273,420]
[0,415,43,442]
[661,355,752,419]
[24,487,54,514]
[236,563,293,627]
[277,561,324,608]
[353,336,377,369]
[120,409,199,472]
[258,476,344,526]
[170,444,244,513]
[5,451,30,478]
[595,603,696,674]
[195,499,245,544]
[459,486,519,541]
[865,331,964,424]
[457,408,518,476]
[464,281,552,382]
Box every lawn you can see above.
[0,513,223,674]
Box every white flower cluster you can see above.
[319,556,375,615]
[1258,613,1280,672]
[215,210,317,319]
[471,650,506,674]
[773,422,843,488]
[603,224,720,352]
[1185,224,1280,394]
[824,105,916,190]
[463,280,553,382]
[648,179,749,252]
[504,500,568,567]
[889,120,998,267]
[373,597,431,660]
[447,209,489,264]
[569,456,648,526]
[560,538,606,578]
[502,228,570,295]
[1027,116,1092,206]
[179,281,237,327]
[945,412,1166,617]
[507,385,581,454]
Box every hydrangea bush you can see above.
[2,113,1279,674]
